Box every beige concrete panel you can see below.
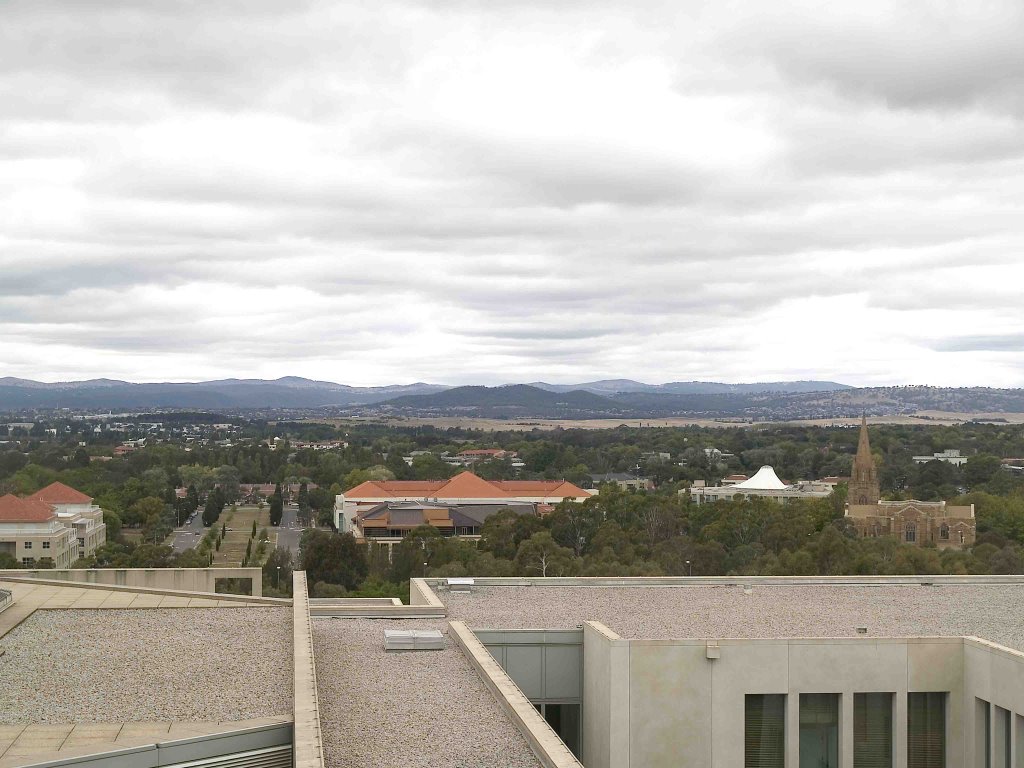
[156,595,192,607]
[582,623,613,768]
[908,640,965,768]
[709,642,789,768]
[963,640,1024,714]
[66,724,123,740]
[116,722,171,739]
[789,639,909,692]
[629,643,712,768]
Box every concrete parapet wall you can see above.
[292,571,326,768]
[426,574,1024,588]
[15,720,293,768]
[305,582,444,618]
[0,571,286,605]
[449,620,583,768]
[410,577,446,608]
[0,568,265,597]
[580,629,1024,768]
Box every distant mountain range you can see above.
[0,377,447,409]
[527,379,851,395]
[2,377,1023,419]
[378,384,1024,420]
[0,376,849,411]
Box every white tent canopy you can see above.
[731,466,789,491]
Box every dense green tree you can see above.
[269,483,284,526]
[515,531,577,577]
[299,529,368,589]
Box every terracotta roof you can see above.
[28,481,92,505]
[345,472,589,500]
[0,494,57,523]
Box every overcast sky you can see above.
[2,1,1023,387]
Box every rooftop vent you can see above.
[384,629,445,652]
[447,577,475,592]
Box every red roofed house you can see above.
[0,494,80,568]
[335,471,595,533]
[0,482,107,567]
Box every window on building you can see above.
[24,541,32,549]
[994,706,1010,768]
[939,524,949,540]
[800,693,839,768]
[905,524,917,543]
[854,693,893,768]
[22,557,34,567]
[746,694,785,768]
[42,541,51,549]
[78,537,85,548]
[908,692,946,768]
[977,699,990,768]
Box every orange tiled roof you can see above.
[28,482,92,505]
[345,471,589,500]
[0,494,57,523]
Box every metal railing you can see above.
[0,587,13,613]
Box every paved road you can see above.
[274,505,305,555]
[168,510,206,553]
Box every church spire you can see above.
[849,414,879,505]
[856,413,871,462]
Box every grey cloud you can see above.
[739,3,1024,114]
[930,335,1024,353]
[2,0,1024,385]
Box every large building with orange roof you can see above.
[0,482,106,566]
[335,471,594,534]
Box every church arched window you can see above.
[905,523,916,543]
[939,524,949,540]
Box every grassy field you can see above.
[308,411,1024,432]
[211,505,271,567]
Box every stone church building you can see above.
[845,417,976,549]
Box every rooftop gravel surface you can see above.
[442,584,1024,648]
[313,618,541,768]
[0,608,292,724]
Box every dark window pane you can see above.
[854,693,893,768]
[800,693,839,768]
[746,694,785,768]
[908,693,946,768]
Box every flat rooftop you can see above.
[0,608,293,724]
[441,583,1024,648]
[312,618,542,768]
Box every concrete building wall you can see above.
[0,523,77,567]
[582,630,988,768]
[0,567,263,596]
